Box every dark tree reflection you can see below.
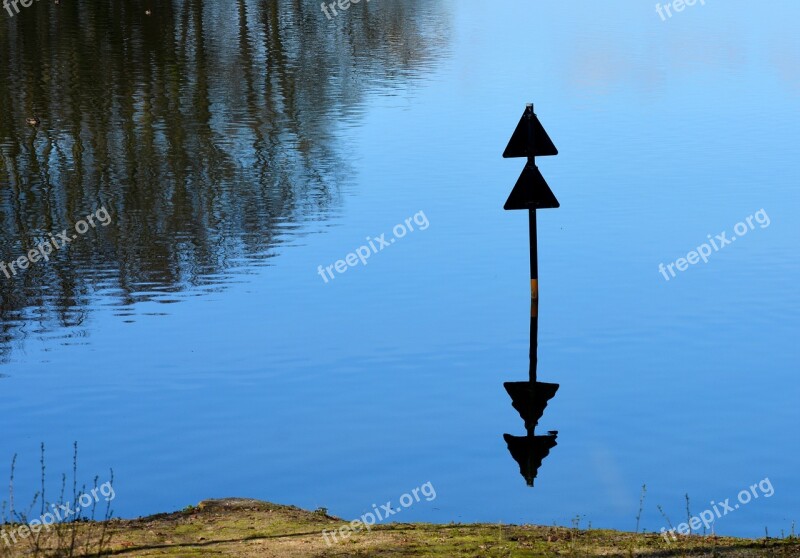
[0,0,450,362]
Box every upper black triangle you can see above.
[503,107,558,158]
[504,164,560,210]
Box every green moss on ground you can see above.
[1,498,798,557]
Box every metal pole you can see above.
[529,209,538,384]
[526,103,539,384]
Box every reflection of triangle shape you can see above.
[504,164,560,210]
[503,433,558,487]
[504,381,559,431]
[503,108,558,158]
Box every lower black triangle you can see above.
[504,164,560,210]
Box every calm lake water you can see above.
[1,0,798,538]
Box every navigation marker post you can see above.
[501,103,561,486]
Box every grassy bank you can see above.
[2,498,798,557]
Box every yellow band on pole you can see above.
[531,279,539,300]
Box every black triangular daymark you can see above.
[503,433,558,487]
[503,107,558,158]
[504,164,560,210]
[504,381,560,431]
